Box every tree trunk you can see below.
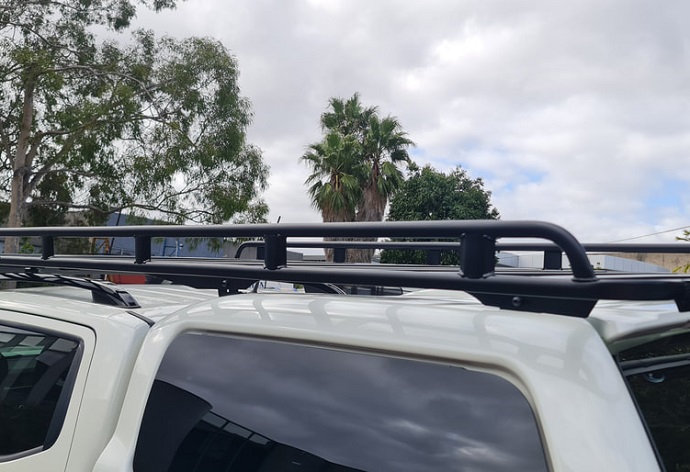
[5,81,34,254]
[349,184,387,263]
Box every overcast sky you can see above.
[132,0,690,243]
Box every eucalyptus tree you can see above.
[0,0,269,253]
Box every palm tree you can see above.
[320,93,377,139]
[301,133,363,261]
[357,114,414,223]
[342,114,413,262]
[302,133,362,222]
[319,94,413,224]
[303,93,414,262]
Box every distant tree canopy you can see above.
[301,93,413,262]
[381,164,499,265]
[0,0,269,252]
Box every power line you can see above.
[607,225,690,243]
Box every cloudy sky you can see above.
[132,0,690,243]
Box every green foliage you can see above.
[18,238,34,254]
[302,132,364,222]
[302,93,413,223]
[381,164,500,265]
[0,0,269,246]
[301,93,413,262]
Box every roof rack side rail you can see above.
[0,272,140,309]
[0,220,596,280]
[236,240,690,271]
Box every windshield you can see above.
[618,331,690,471]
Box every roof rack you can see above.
[0,272,140,308]
[0,220,688,317]
[235,240,690,268]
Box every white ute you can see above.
[0,220,688,471]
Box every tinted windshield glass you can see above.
[0,323,80,457]
[135,333,547,472]
[618,331,690,471]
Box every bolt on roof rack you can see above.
[0,272,140,308]
[0,220,689,317]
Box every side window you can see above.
[135,333,547,472]
[618,331,690,471]
[0,323,81,458]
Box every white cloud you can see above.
[131,0,690,243]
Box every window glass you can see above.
[618,331,690,471]
[0,323,81,457]
[135,333,547,472]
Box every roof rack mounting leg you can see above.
[135,236,152,264]
[41,236,54,260]
[460,233,496,279]
[264,234,287,270]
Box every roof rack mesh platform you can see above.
[0,220,689,317]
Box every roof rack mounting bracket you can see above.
[674,283,690,312]
[471,293,597,317]
[460,233,496,279]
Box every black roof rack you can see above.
[0,220,688,317]
[0,272,140,308]
[235,239,690,268]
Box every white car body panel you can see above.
[92,291,661,472]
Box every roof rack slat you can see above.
[134,236,151,264]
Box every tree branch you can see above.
[27,200,216,223]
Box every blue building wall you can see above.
[104,213,226,258]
